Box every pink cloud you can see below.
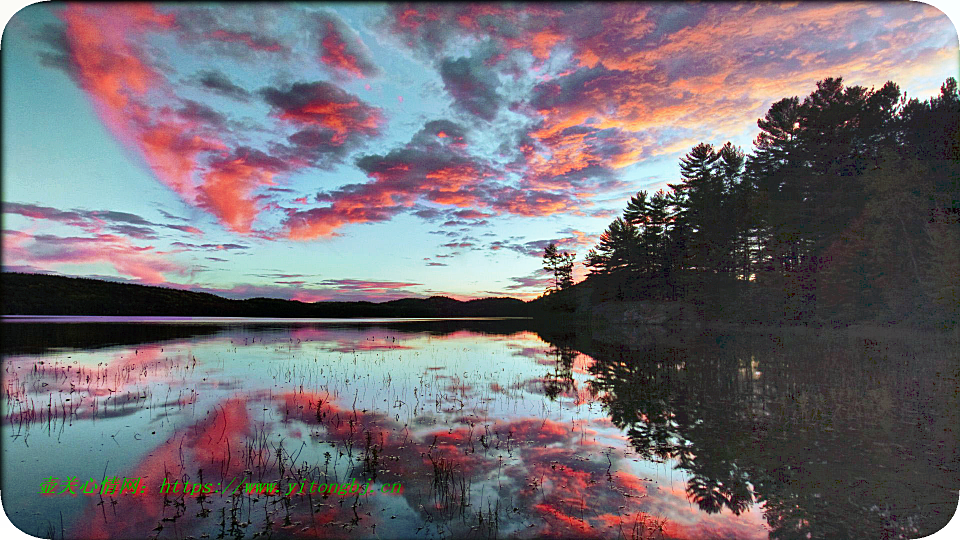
[166,278,427,303]
[314,12,380,78]
[4,230,186,284]
[384,2,955,212]
[56,6,381,235]
[261,81,383,145]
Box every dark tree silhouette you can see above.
[577,76,959,327]
[542,243,575,294]
[584,217,638,276]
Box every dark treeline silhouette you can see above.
[579,76,959,327]
[1,272,530,318]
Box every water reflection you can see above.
[2,319,956,539]
[539,327,960,539]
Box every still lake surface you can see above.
[2,317,957,539]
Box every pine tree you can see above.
[623,191,649,226]
[585,218,639,276]
[578,76,959,326]
[675,143,722,274]
[713,142,746,279]
[543,243,576,294]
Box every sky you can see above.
[1,2,957,303]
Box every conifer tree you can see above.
[542,243,575,294]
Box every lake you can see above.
[2,317,957,539]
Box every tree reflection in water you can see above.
[536,327,959,539]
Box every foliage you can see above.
[542,243,576,294]
[582,76,959,327]
[0,273,531,318]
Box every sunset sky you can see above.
[2,2,957,302]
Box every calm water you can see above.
[2,318,957,539]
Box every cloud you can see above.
[382,4,546,59]
[381,9,651,216]
[490,186,586,216]
[504,268,553,291]
[439,54,503,121]
[280,106,623,238]
[3,202,87,227]
[249,272,315,279]
[411,119,470,147]
[412,207,443,220]
[355,147,489,207]
[312,11,381,78]
[28,2,956,250]
[281,119,492,239]
[3,202,204,238]
[47,6,382,235]
[451,209,492,220]
[178,278,425,303]
[106,224,157,239]
[205,29,285,53]
[1,264,54,275]
[176,99,228,128]
[172,5,292,60]
[32,23,76,78]
[440,219,489,227]
[268,127,352,169]
[384,2,957,197]
[55,4,242,226]
[169,241,249,251]
[196,147,289,232]
[319,278,421,290]
[440,242,474,249]
[260,81,384,144]
[193,69,251,100]
[166,224,204,235]
[489,228,595,258]
[3,230,186,284]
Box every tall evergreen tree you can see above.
[585,217,639,276]
[543,243,575,294]
[713,142,746,278]
[623,191,649,226]
[643,190,671,272]
[672,143,725,274]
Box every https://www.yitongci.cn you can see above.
[39,476,403,497]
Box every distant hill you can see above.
[0,273,531,318]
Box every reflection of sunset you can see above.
[13,321,948,539]
[73,397,252,539]
[3,0,957,536]
[4,344,191,426]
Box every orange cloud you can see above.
[261,81,384,145]
[197,152,278,233]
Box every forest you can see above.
[551,76,959,328]
[0,272,529,318]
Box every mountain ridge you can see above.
[0,272,531,318]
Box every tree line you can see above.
[546,76,959,326]
[1,272,530,318]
